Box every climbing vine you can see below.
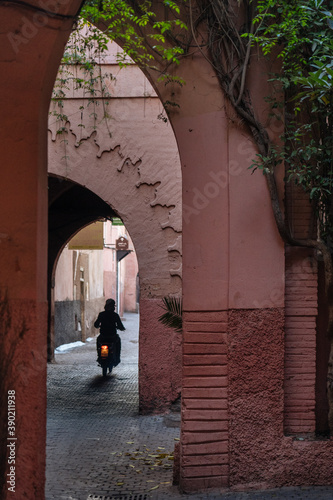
[50,1,190,146]
[50,19,114,141]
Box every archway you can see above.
[48,161,182,414]
[47,37,183,413]
[48,176,118,357]
[48,174,139,353]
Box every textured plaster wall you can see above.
[85,297,106,340]
[103,232,117,300]
[48,81,182,301]
[54,300,81,347]
[123,251,139,312]
[228,308,333,489]
[54,245,107,345]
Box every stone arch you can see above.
[47,42,182,412]
[48,175,118,357]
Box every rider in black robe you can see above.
[94,299,125,365]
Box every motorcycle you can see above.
[97,341,115,377]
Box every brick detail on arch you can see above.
[284,247,318,434]
[180,311,229,492]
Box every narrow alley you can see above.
[46,313,181,500]
[46,313,333,500]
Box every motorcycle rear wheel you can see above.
[102,365,107,377]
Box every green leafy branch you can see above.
[81,0,189,78]
[158,297,182,333]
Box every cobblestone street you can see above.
[46,313,182,500]
[46,313,333,500]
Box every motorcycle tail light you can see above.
[101,345,109,358]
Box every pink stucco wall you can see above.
[139,299,182,413]
[0,2,82,498]
[48,60,182,304]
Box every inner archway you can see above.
[46,176,181,497]
[48,175,117,358]
[48,32,183,413]
[51,214,139,350]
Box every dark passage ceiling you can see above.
[48,175,117,278]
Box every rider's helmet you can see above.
[105,298,116,310]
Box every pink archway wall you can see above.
[0,2,84,498]
[1,2,333,499]
[48,38,182,413]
